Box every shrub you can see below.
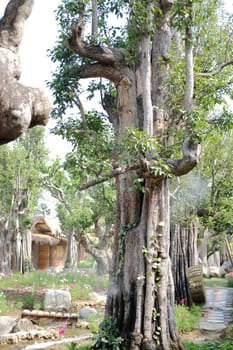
[22,294,35,310]
[175,304,202,333]
[88,311,104,333]
[92,316,126,350]
[226,272,233,288]
[66,342,91,350]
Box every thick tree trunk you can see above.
[106,178,181,349]
[105,63,181,349]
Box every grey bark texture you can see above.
[0,0,50,144]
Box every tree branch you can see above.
[65,62,122,85]
[78,233,103,260]
[44,182,73,214]
[168,140,201,176]
[197,60,233,77]
[79,164,140,191]
[65,22,126,66]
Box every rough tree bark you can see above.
[0,0,51,144]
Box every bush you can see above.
[22,294,35,310]
[226,272,233,287]
[66,342,91,350]
[92,316,125,350]
[175,304,202,333]
[88,311,104,333]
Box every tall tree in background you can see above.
[0,126,49,272]
[48,0,233,348]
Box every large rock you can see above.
[12,318,34,333]
[79,307,97,320]
[44,290,71,312]
[0,316,19,335]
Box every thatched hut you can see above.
[31,216,68,271]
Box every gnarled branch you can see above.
[65,62,122,85]
[64,11,126,66]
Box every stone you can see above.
[12,319,34,333]
[90,292,106,304]
[22,310,31,316]
[37,311,44,316]
[7,334,18,344]
[79,306,97,320]
[0,316,19,335]
[44,289,71,312]
[77,321,89,329]
[221,261,232,273]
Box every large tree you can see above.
[47,0,233,349]
[0,0,50,144]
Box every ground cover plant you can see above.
[226,272,233,287]
[175,304,202,334]
[204,277,229,288]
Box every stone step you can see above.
[199,287,233,332]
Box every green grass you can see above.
[66,343,91,350]
[184,340,233,350]
[226,273,233,287]
[175,304,202,333]
[88,311,105,333]
[204,277,228,288]
[77,256,94,269]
